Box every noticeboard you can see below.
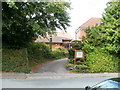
[74,50,85,59]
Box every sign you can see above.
[74,50,85,65]
[74,50,84,59]
[76,52,83,58]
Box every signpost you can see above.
[74,50,85,64]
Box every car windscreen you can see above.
[91,80,120,90]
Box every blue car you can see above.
[85,77,120,90]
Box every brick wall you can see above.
[76,29,86,40]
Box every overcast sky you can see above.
[62,0,110,38]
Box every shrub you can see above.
[65,60,89,73]
[65,61,74,70]
[27,42,52,67]
[2,49,30,73]
[51,46,68,59]
[76,60,85,65]
[54,46,68,53]
[54,46,65,51]
[86,49,119,73]
[82,43,95,53]
[0,49,2,71]
[68,48,75,59]
[68,59,74,64]
[51,50,67,59]
[28,42,51,58]
[73,65,90,73]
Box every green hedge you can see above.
[0,49,2,71]
[86,49,119,73]
[2,49,30,73]
[27,42,52,67]
[65,60,90,73]
[68,49,75,59]
[51,51,67,59]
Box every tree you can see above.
[2,2,71,47]
[100,1,120,55]
[80,1,120,57]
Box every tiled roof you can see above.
[80,17,101,27]
[35,32,73,43]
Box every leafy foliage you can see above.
[68,48,75,59]
[27,42,54,67]
[65,60,90,73]
[85,49,119,73]
[83,1,120,57]
[2,49,30,73]
[2,2,71,47]
[27,42,52,63]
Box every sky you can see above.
[61,0,110,39]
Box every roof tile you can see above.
[80,17,101,27]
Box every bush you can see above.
[51,50,67,59]
[76,60,85,65]
[68,48,75,59]
[86,49,119,73]
[51,46,68,59]
[54,47,65,51]
[0,49,2,71]
[66,64,74,69]
[2,49,30,73]
[65,60,89,73]
[73,65,90,73]
[82,43,95,53]
[28,42,51,58]
[27,42,52,67]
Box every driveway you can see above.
[35,58,68,73]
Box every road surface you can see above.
[2,77,112,88]
[35,58,68,73]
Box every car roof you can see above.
[109,77,120,83]
[91,77,120,88]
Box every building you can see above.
[75,17,101,40]
[35,32,74,49]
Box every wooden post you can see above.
[74,59,76,65]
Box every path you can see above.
[35,58,68,73]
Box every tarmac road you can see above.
[35,58,68,73]
[2,77,112,88]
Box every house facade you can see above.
[75,17,101,40]
[35,32,73,49]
